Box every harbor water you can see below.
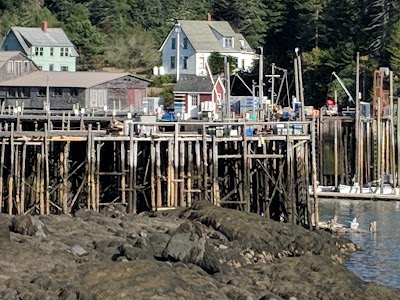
[319,199,400,288]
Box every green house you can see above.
[0,21,78,72]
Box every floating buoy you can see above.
[350,218,359,230]
[369,221,377,233]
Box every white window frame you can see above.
[7,61,14,74]
[223,37,233,48]
[199,57,205,69]
[60,47,65,57]
[170,56,176,69]
[191,95,198,106]
[23,61,29,73]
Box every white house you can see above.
[159,15,255,78]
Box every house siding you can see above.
[30,46,76,72]
[0,54,38,82]
[0,32,26,54]
[90,75,149,109]
[162,31,196,76]
[1,87,85,109]
[1,30,77,72]
[0,74,149,110]
[213,80,224,105]
[161,24,255,76]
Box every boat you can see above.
[338,184,359,194]
[362,183,394,195]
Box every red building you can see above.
[173,75,225,119]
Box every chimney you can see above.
[42,21,47,32]
[207,13,212,22]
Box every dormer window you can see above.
[223,37,233,48]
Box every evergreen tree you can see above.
[65,4,105,70]
[103,26,160,70]
[386,20,400,72]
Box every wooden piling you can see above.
[150,140,156,209]
[44,124,50,214]
[179,140,185,206]
[128,123,134,212]
[8,123,14,215]
[156,141,162,208]
[121,141,126,206]
[187,141,193,206]
[0,134,5,213]
[20,143,26,214]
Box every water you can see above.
[319,199,400,288]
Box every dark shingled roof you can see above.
[174,75,215,93]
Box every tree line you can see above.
[1,0,400,106]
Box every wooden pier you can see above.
[0,110,317,226]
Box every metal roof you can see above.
[0,71,151,88]
[161,20,253,53]
[10,27,78,56]
[174,75,214,93]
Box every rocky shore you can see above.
[0,200,399,300]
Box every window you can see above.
[34,47,38,56]
[38,88,46,96]
[50,47,54,56]
[7,88,17,97]
[38,65,43,71]
[7,88,28,98]
[70,88,78,97]
[23,61,29,73]
[23,88,30,98]
[183,56,188,69]
[61,47,65,57]
[53,88,62,96]
[7,61,13,74]
[49,64,54,71]
[171,38,176,50]
[199,57,205,69]
[39,47,43,56]
[170,56,176,69]
[65,48,69,57]
[223,37,233,48]
[183,38,188,49]
[61,66,68,71]
[241,59,245,69]
[191,95,198,106]
[15,61,22,75]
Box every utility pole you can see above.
[224,56,231,119]
[271,63,275,108]
[252,80,256,114]
[175,22,181,81]
[265,65,280,119]
[258,47,264,113]
[297,53,305,121]
[294,57,300,111]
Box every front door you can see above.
[128,88,146,111]
[188,94,199,119]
